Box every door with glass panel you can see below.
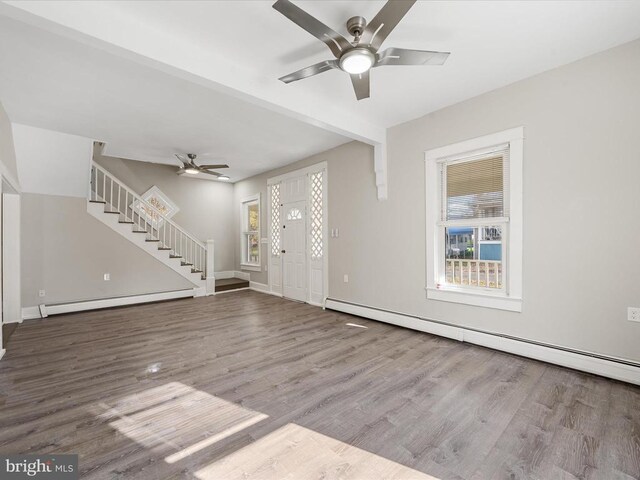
[281,201,307,302]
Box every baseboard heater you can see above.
[325,298,640,386]
[35,288,197,318]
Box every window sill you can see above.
[426,287,522,312]
[240,264,261,272]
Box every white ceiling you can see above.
[0,14,352,181]
[1,1,640,181]
[93,0,640,127]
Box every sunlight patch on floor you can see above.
[346,322,368,329]
[92,382,267,460]
[195,423,441,480]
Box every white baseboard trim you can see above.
[214,271,250,281]
[23,289,196,318]
[21,306,41,320]
[214,271,235,280]
[3,317,24,324]
[214,287,250,295]
[325,298,640,386]
[0,348,5,361]
[249,281,269,293]
[234,271,251,281]
[249,282,283,297]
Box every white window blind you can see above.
[441,146,510,221]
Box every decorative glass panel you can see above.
[310,171,323,260]
[270,184,281,256]
[247,233,260,264]
[286,208,302,220]
[247,202,259,231]
[131,185,179,226]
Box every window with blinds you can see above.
[438,146,510,291]
[425,127,523,310]
[441,146,509,222]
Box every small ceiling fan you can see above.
[273,0,450,100]
[175,154,230,180]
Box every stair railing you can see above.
[89,161,207,276]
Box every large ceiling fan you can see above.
[175,154,230,180]
[273,0,450,100]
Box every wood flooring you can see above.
[2,322,17,349]
[0,291,638,480]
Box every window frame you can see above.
[240,193,261,271]
[425,127,523,312]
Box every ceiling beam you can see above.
[0,1,388,199]
[0,1,386,146]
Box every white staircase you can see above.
[87,162,214,296]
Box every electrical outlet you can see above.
[628,307,640,322]
[103,273,110,281]
[343,274,349,283]
[38,289,46,297]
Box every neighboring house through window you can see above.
[241,194,260,271]
[425,127,523,312]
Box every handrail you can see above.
[91,161,205,248]
[89,161,207,276]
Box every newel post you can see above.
[206,239,215,295]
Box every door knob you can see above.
[281,250,286,253]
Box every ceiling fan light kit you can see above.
[339,48,375,75]
[273,0,450,100]
[174,153,230,180]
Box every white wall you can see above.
[2,192,20,323]
[13,123,93,197]
[0,101,21,354]
[0,105,19,188]
[238,39,640,364]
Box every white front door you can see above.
[282,201,306,302]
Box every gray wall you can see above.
[0,102,18,183]
[233,141,374,285]
[236,39,640,363]
[95,155,235,272]
[21,193,193,306]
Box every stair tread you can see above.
[90,200,106,204]
[104,210,120,214]
[132,230,148,233]
[145,239,160,242]
[169,255,182,259]
[215,278,249,292]
[181,262,194,266]
[158,247,172,251]
[119,220,134,224]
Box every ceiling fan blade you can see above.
[198,169,222,177]
[199,164,229,169]
[350,71,370,101]
[174,154,187,163]
[272,0,351,58]
[359,0,416,52]
[375,47,450,67]
[278,59,339,84]
[177,168,186,175]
